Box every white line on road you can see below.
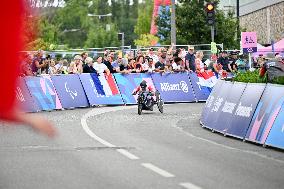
[141,163,175,178]
[81,106,141,161]
[179,182,203,189]
[117,149,140,160]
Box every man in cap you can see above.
[185,46,195,72]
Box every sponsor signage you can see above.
[151,73,195,102]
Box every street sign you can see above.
[211,42,217,54]
[241,32,257,53]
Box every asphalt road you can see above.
[0,103,284,189]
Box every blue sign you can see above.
[265,102,284,149]
[151,73,195,102]
[226,83,266,138]
[51,75,89,109]
[79,73,124,105]
[213,82,247,134]
[16,78,39,113]
[245,84,284,144]
[201,81,234,130]
[25,76,62,111]
[113,73,155,104]
[188,72,218,101]
[200,80,224,126]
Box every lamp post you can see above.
[171,0,176,49]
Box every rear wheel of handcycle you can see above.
[138,104,142,115]
[157,99,163,113]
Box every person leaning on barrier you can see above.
[93,56,110,76]
[154,55,166,73]
[185,46,196,72]
[83,57,97,73]
[31,50,48,75]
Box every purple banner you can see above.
[226,83,265,138]
[265,102,284,149]
[25,76,62,111]
[51,75,89,109]
[201,81,234,130]
[79,73,124,105]
[200,80,224,125]
[16,78,39,113]
[245,84,284,144]
[151,73,195,102]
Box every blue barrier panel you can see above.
[212,82,247,133]
[51,74,89,109]
[200,79,224,125]
[78,73,124,105]
[151,73,195,102]
[226,83,265,138]
[16,78,39,113]
[245,84,284,144]
[113,73,156,104]
[24,76,62,111]
[201,81,233,130]
[188,72,218,101]
[265,102,284,149]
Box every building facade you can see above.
[219,0,284,44]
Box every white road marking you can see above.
[179,182,203,189]
[141,163,175,178]
[117,149,140,160]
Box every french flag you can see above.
[197,71,218,92]
[91,74,119,97]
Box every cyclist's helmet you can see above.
[140,80,147,89]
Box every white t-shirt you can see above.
[172,62,181,70]
[93,62,108,74]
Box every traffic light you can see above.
[118,33,123,40]
[205,2,215,25]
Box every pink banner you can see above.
[241,32,257,48]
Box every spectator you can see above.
[146,58,155,73]
[104,55,116,73]
[218,51,232,73]
[93,56,110,75]
[68,55,83,74]
[155,55,166,73]
[229,51,238,72]
[31,50,48,75]
[172,57,184,72]
[55,60,65,74]
[235,54,247,73]
[195,51,205,73]
[147,48,159,64]
[48,59,58,75]
[83,57,97,73]
[185,46,195,72]
[135,55,144,73]
[81,52,88,64]
[20,53,33,76]
[117,58,130,74]
[128,59,136,73]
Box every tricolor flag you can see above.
[197,71,218,92]
[91,74,120,97]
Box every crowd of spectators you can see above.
[19,47,284,79]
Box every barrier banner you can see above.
[78,74,124,105]
[16,78,39,113]
[151,73,195,102]
[245,84,284,144]
[265,102,284,149]
[200,79,224,125]
[113,73,156,104]
[201,81,233,130]
[213,82,247,133]
[25,76,62,111]
[226,83,265,138]
[51,74,89,109]
[188,71,218,101]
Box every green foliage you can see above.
[155,6,171,45]
[176,0,239,49]
[134,0,153,36]
[134,34,159,47]
[233,69,267,83]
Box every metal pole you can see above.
[171,0,176,49]
[236,0,240,41]
[211,25,215,42]
[122,32,125,56]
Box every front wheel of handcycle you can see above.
[157,99,164,113]
[138,104,143,115]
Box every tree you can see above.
[156,5,171,45]
[176,0,239,49]
[134,34,159,47]
[134,0,153,36]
